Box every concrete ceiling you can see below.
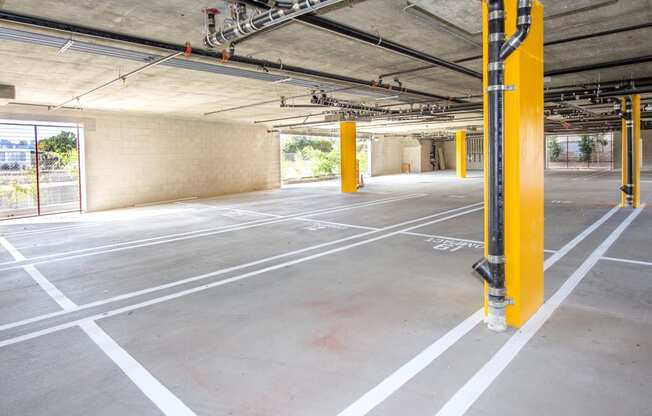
[0,0,650,133]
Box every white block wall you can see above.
[0,105,280,212]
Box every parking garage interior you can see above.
[0,1,651,415]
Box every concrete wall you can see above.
[401,139,421,173]
[442,140,456,170]
[370,137,403,176]
[613,129,652,170]
[370,137,435,176]
[419,139,434,173]
[0,105,280,212]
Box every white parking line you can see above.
[601,256,652,267]
[292,218,379,230]
[2,229,196,416]
[435,205,643,416]
[79,321,197,416]
[335,204,622,416]
[0,203,482,347]
[337,311,484,416]
[544,205,619,270]
[0,193,425,272]
[0,237,26,261]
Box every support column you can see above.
[456,130,467,178]
[621,95,641,208]
[482,0,545,328]
[340,121,357,193]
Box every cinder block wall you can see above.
[370,137,403,176]
[0,105,280,212]
[613,129,652,170]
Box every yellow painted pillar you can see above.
[621,95,641,207]
[340,121,357,193]
[634,94,642,208]
[482,0,545,328]
[456,131,467,178]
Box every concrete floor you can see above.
[0,170,650,416]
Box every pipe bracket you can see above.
[489,10,505,20]
[487,254,506,264]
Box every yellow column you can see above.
[456,131,467,178]
[622,96,642,207]
[482,0,545,328]
[634,94,642,208]
[340,121,357,193]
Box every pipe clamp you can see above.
[487,85,515,92]
[488,62,504,71]
[489,33,504,42]
[489,10,504,20]
[487,254,506,264]
[518,15,532,25]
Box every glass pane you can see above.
[36,126,81,215]
[0,124,38,219]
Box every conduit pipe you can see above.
[50,44,192,111]
[204,0,343,47]
[472,0,532,333]
[621,96,635,206]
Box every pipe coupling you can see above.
[487,298,508,332]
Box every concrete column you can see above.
[340,121,357,193]
[482,0,545,329]
[456,131,467,178]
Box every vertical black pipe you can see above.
[473,0,533,332]
[486,0,507,331]
[624,97,634,206]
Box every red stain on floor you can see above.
[309,330,346,354]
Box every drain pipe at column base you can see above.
[472,0,532,332]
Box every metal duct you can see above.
[204,0,343,47]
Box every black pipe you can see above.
[0,10,454,102]
[483,0,508,332]
[500,0,533,60]
[454,22,652,65]
[475,0,533,332]
[546,55,652,77]
[621,97,635,206]
[238,0,482,80]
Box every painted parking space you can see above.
[91,234,484,416]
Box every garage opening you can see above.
[545,133,615,170]
[0,121,83,219]
[280,133,370,184]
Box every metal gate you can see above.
[546,133,614,170]
[467,135,484,170]
[0,122,82,219]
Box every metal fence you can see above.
[546,133,614,170]
[0,122,82,219]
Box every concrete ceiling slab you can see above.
[0,0,649,133]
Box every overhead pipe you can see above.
[204,0,344,47]
[237,0,482,80]
[0,11,452,103]
[50,45,192,111]
[472,0,532,333]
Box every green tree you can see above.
[283,136,333,154]
[578,135,594,162]
[38,131,78,170]
[547,138,562,161]
[578,135,608,163]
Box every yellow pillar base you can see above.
[340,121,357,193]
[482,0,545,328]
[456,131,467,178]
